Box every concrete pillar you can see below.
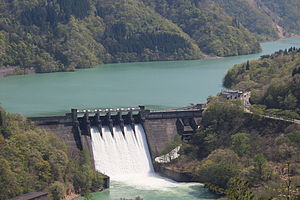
[127,111,135,133]
[138,110,146,123]
[117,112,125,136]
[71,109,78,123]
[95,111,103,137]
[84,112,91,136]
[105,112,114,136]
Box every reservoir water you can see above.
[1,38,300,117]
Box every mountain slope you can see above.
[95,0,202,62]
[213,0,278,40]
[260,0,300,35]
[143,0,261,56]
[0,0,262,73]
[214,0,300,40]
[0,0,202,72]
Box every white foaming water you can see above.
[91,124,177,189]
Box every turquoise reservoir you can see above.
[0,38,300,117]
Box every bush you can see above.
[49,181,66,200]
[199,162,239,189]
[198,149,240,189]
[73,149,105,195]
[231,133,250,157]
[248,154,272,183]
[0,107,106,199]
[288,131,300,147]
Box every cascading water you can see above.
[91,124,154,180]
[90,124,217,199]
[91,124,183,189]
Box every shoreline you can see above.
[202,54,224,59]
[261,34,300,43]
[1,36,299,79]
[0,67,18,78]
[0,53,224,79]
[0,66,35,78]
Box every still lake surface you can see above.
[1,38,300,117]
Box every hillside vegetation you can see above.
[261,0,300,35]
[214,0,300,40]
[224,48,300,119]
[159,97,300,199]
[213,0,278,40]
[0,0,261,73]
[0,107,106,200]
[1,0,299,74]
[142,0,260,56]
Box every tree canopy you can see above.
[0,107,106,199]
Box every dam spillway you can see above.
[91,124,154,180]
[28,105,204,187]
[29,106,204,161]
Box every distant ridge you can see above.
[1,0,299,73]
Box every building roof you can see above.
[221,90,243,94]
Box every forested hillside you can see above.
[159,97,300,199]
[0,107,107,199]
[213,0,278,40]
[142,0,260,56]
[261,0,300,35]
[214,0,300,40]
[1,0,299,74]
[0,0,261,73]
[224,48,300,119]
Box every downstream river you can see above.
[0,38,300,117]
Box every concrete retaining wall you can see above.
[144,110,202,158]
[156,166,194,182]
[30,115,82,158]
[143,119,178,158]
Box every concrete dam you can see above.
[29,105,204,184]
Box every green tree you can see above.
[199,162,238,189]
[73,149,105,195]
[48,181,66,200]
[226,177,255,200]
[49,150,69,182]
[0,158,21,200]
[283,93,297,110]
[0,107,106,199]
[288,131,300,147]
[199,149,240,189]
[250,154,271,182]
[231,133,250,157]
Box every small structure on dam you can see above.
[30,105,204,162]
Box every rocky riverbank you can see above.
[0,67,35,78]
